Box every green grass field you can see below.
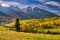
[0,30,60,40]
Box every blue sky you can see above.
[0,0,60,15]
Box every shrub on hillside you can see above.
[0,27,6,31]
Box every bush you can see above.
[0,27,6,31]
[42,25,55,29]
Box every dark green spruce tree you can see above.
[15,18,20,32]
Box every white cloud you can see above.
[45,1,60,7]
[1,3,10,7]
[36,0,47,3]
[0,0,35,8]
[0,1,20,5]
[37,0,45,2]
[45,9,60,15]
[0,0,31,8]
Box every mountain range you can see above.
[0,5,58,23]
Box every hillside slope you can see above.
[0,11,13,23]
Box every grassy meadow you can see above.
[0,28,60,40]
[0,17,60,40]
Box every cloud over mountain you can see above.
[0,0,60,15]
